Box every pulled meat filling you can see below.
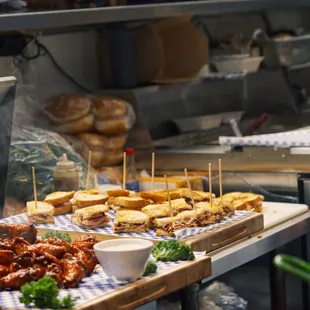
[114,222,148,233]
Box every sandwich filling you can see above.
[28,214,54,224]
[114,222,148,233]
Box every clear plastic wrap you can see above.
[0,0,25,12]
[6,126,88,203]
[42,93,136,167]
[202,282,247,310]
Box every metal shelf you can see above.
[1,0,310,31]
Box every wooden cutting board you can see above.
[263,201,308,229]
[77,255,211,310]
[183,212,263,252]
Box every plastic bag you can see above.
[6,126,88,203]
[0,0,25,12]
[201,282,248,310]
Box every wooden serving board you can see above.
[183,212,263,252]
[35,212,263,254]
[77,255,211,310]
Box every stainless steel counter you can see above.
[206,211,310,282]
[1,0,310,31]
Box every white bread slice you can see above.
[74,194,108,208]
[108,196,146,210]
[44,191,75,206]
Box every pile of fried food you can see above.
[0,223,99,290]
[26,187,264,237]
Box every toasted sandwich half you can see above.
[114,210,150,233]
[107,189,130,197]
[27,201,55,224]
[71,204,110,228]
[154,210,200,236]
[44,191,74,215]
[180,189,215,203]
[107,196,146,211]
[139,191,167,204]
[195,202,224,225]
[73,193,108,209]
[214,198,235,217]
[222,192,264,213]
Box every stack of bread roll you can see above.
[44,94,135,168]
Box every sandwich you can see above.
[44,191,75,215]
[27,201,55,224]
[107,196,146,211]
[160,188,215,203]
[107,189,130,198]
[195,202,224,225]
[72,193,108,211]
[222,192,264,213]
[154,210,201,236]
[114,210,150,233]
[179,189,215,203]
[214,198,235,217]
[139,191,167,204]
[141,198,192,220]
[71,204,110,228]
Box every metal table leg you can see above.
[269,249,287,310]
[301,234,310,310]
[180,282,200,310]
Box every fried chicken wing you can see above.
[28,244,67,258]
[0,265,9,278]
[0,250,14,265]
[0,267,45,290]
[37,238,71,250]
[9,251,36,272]
[46,263,63,287]
[73,247,98,274]
[0,240,12,251]
[73,235,98,249]
[34,252,61,267]
[0,224,37,244]
[61,254,86,288]
[11,237,30,255]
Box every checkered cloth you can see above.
[0,211,250,241]
[0,252,205,309]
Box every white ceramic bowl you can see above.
[94,238,153,282]
[213,56,264,73]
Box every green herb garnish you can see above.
[152,240,195,262]
[20,276,78,309]
[143,261,157,276]
[41,230,71,243]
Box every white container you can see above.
[94,238,153,282]
[213,55,264,73]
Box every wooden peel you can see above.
[219,159,223,207]
[86,151,92,190]
[209,163,213,208]
[164,175,173,218]
[184,168,196,211]
[32,166,38,209]
[123,152,127,190]
[151,152,155,192]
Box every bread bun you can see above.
[94,116,130,135]
[54,202,72,215]
[78,133,127,149]
[93,96,127,119]
[55,114,94,134]
[104,150,123,165]
[89,151,106,168]
[45,94,92,123]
